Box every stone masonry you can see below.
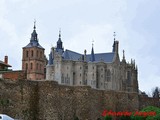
[0,79,159,120]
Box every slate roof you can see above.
[23,25,44,49]
[0,60,11,67]
[23,40,44,49]
[62,49,115,63]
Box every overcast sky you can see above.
[0,0,159,94]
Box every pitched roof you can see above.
[62,49,115,63]
[0,60,11,67]
[23,40,44,49]
[23,23,44,49]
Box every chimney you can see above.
[4,56,8,64]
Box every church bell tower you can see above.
[22,21,45,80]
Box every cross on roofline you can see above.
[113,32,116,40]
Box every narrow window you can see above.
[31,50,34,57]
[107,70,111,82]
[30,63,33,69]
[40,51,42,58]
[26,63,28,70]
[26,51,29,58]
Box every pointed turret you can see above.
[30,21,38,42]
[91,43,95,62]
[122,50,126,63]
[56,29,64,54]
[112,32,119,53]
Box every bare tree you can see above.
[152,87,160,98]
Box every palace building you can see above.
[46,31,138,92]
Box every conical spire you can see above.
[112,32,119,53]
[57,29,63,48]
[112,32,116,52]
[34,20,36,30]
[31,20,38,41]
[56,29,64,54]
[123,50,125,59]
[91,41,95,62]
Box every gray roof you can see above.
[23,40,44,49]
[62,49,115,63]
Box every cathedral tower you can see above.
[22,22,45,80]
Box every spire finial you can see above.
[113,32,116,41]
[34,19,36,30]
[59,28,61,38]
[92,39,94,48]
[91,40,95,62]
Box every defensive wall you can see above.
[0,79,159,120]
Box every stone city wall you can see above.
[0,79,159,120]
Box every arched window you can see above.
[26,51,29,58]
[30,63,33,69]
[31,50,34,57]
[40,51,42,58]
[26,63,28,70]
[107,69,111,82]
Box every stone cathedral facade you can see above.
[46,32,138,92]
